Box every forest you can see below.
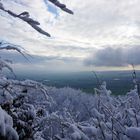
[0,0,140,140]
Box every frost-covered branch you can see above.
[0,6,51,37]
[0,41,29,61]
[0,0,73,37]
[48,0,74,14]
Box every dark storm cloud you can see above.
[84,45,140,67]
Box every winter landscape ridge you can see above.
[1,75,140,140]
[15,70,140,95]
[0,0,140,140]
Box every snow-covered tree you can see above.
[0,1,140,140]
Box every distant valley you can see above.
[13,70,140,95]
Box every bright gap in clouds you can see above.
[0,0,140,73]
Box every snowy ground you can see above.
[0,77,140,140]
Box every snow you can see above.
[1,0,139,139]
[0,106,18,140]
[0,64,140,139]
[126,127,140,140]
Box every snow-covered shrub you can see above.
[0,69,51,139]
[1,70,140,140]
[0,106,19,140]
[126,127,140,140]
[36,82,140,140]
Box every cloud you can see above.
[1,0,140,52]
[0,50,81,64]
[84,45,140,67]
[0,50,85,73]
[0,0,140,71]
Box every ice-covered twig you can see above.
[0,2,51,37]
[0,1,73,37]
[48,0,74,14]
[0,59,16,77]
[0,42,29,61]
[131,64,140,95]
[92,71,101,88]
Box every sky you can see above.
[0,0,140,73]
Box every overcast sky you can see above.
[0,0,140,73]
